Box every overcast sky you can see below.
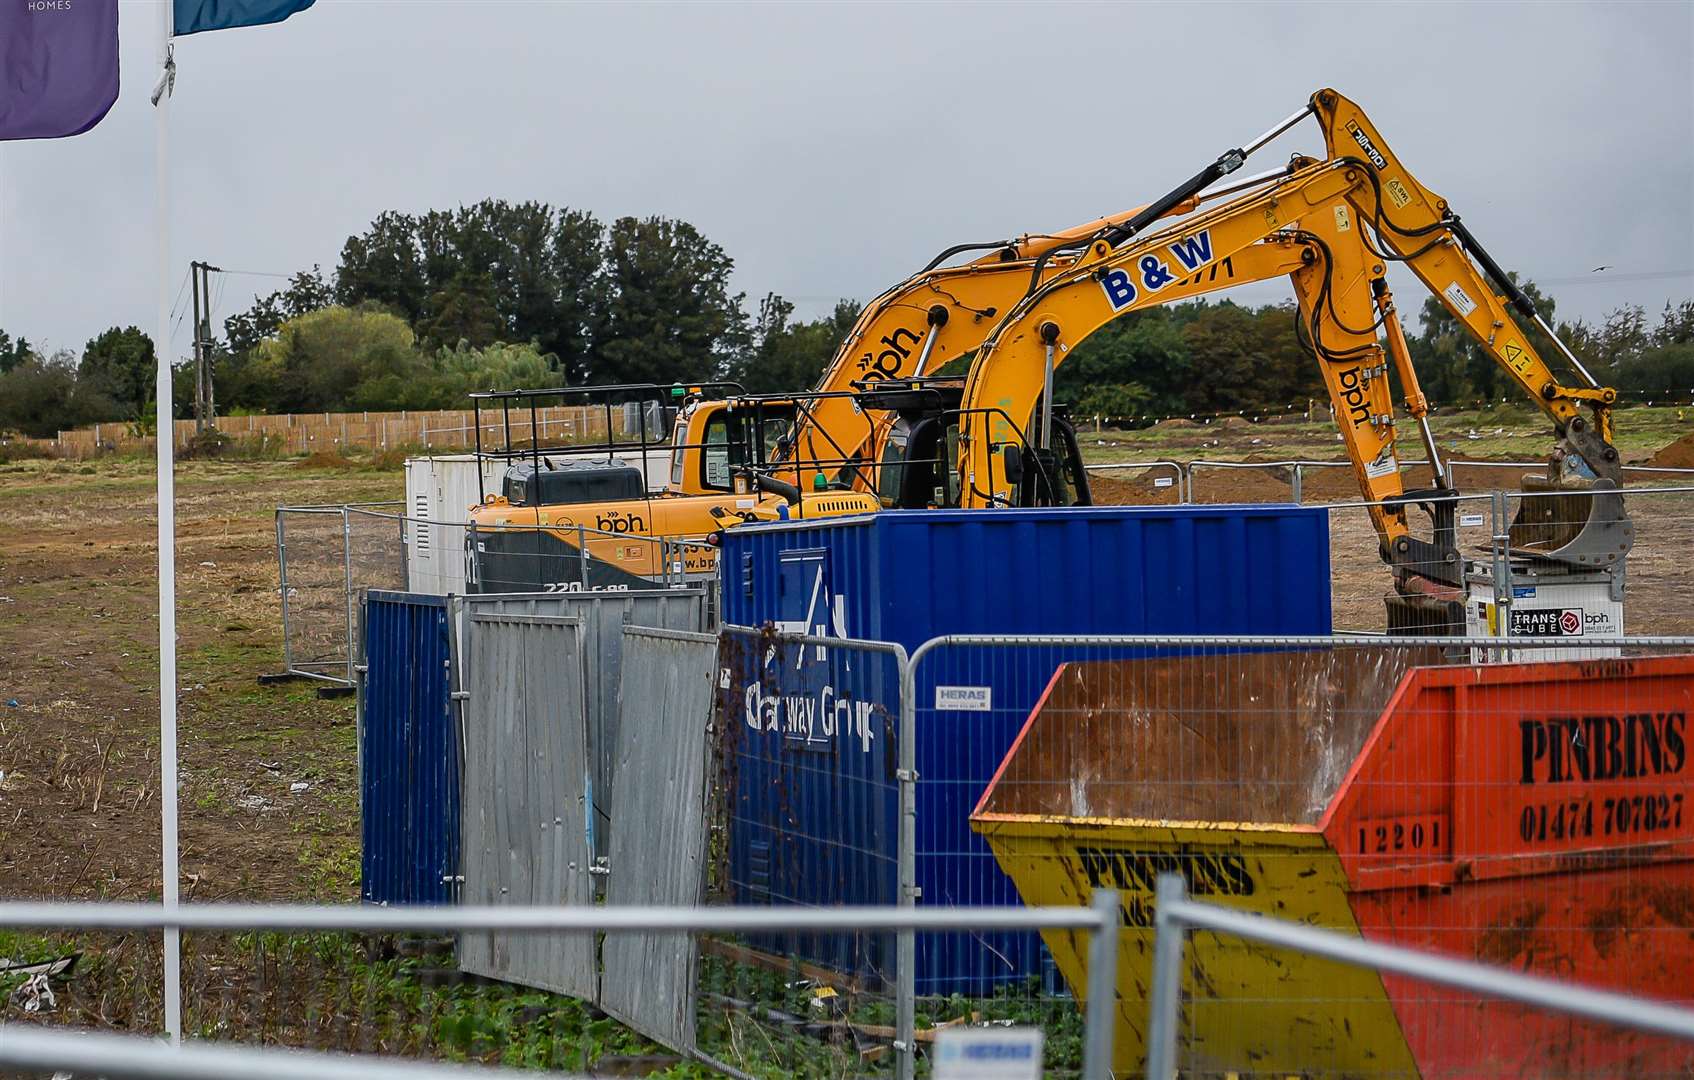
[2,0,1691,361]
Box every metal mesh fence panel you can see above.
[276,508,355,683]
[705,626,907,1076]
[1083,461,1186,505]
[942,634,1694,1077]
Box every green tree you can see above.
[1057,308,1193,418]
[429,341,555,402]
[244,305,420,413]
[0,330,34,375]
[592,215,748,385]
[0,350,118,437]
[729,294,861,392]
[78,326,156,419]
[417,270,505,350]
[223,267,333,356]
[1593,300,1694,398]
[334,201,607,382]
[335,211,430,324]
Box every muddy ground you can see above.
[1089,455,1694,634]
[0,458,400,904]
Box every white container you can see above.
[403,455,507,596]
[402,449,677,594]
[1464,559,1624,660]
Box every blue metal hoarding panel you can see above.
[360,591,457,905]
[717,505,1331,992]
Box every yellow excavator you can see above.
[471,87,1629,631]
[873,88,1629,630]
[463,192,1278,590]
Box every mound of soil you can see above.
[1088,471,1181,506]
[294,449,356,469]
[1649,431,1694,469]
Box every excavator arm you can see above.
[956,157,1364,502]
[1307,88,1631,574]
[771,196,1221,490]
[956,91,1630,591]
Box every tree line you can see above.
[1,198,1690,438]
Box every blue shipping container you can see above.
[717,505,1332,992]
[361,591,458,906]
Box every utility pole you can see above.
[190,260,221,433]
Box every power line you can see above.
[212,268,295,280]
[1534,269,1693,288]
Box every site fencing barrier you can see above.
[13,627,1694,1076]
[913,631,1694,1077]
[0,900,1120,1080]
[1147,874,1694,1080]
[275,505,717,686]
[11,404,638,461]
[1090,455,1694,506]
[708,626,1694,1078]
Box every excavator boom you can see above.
[946,91,1629,628]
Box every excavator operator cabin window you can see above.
[701,413,739,492]
[670,416,690,489]
[878,419,910,506]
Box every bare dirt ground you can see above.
[1087,428,1694,635]
[0,457,401,904]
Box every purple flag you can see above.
[0,0,119,141]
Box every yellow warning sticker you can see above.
[1333,204,1352,232]
[1385,178,1413,210]
[1501,340,1533,375]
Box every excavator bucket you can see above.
[1507,476,1633,569]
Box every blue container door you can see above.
[361,591,458,905]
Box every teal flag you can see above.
[174,0,314,35]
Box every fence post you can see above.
[1145,874,1187,1080]
[276,511,293,675]
[1491,490,1511,639]
[896,650,919,1080]
[1082,887,1120,1080]
[1291,463,1303,504]
[577,524,589,587]
[342,508,357,685]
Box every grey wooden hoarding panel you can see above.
[458,613,595,1000]
[599,627,717,1052]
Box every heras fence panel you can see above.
[458,612,596,1000]
[359,591,457,906]
[716,626,905,983]
[599,626,718,1054]
[454,586,709,864]
[277,507,354,684]
[971,641,1694,1077]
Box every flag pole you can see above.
[154,0,182,1046]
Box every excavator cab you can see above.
[859,379,1092,510]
